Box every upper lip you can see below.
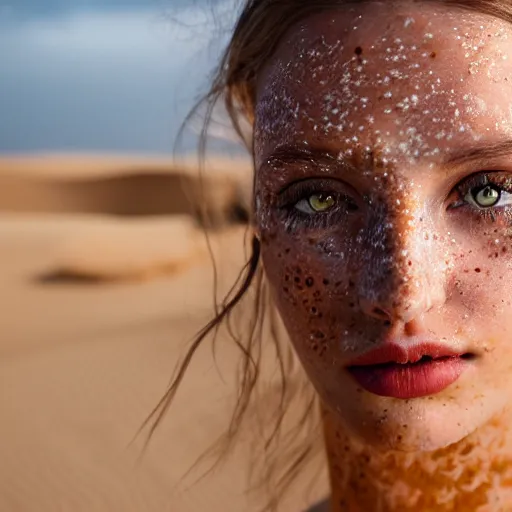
[348,341,470,367]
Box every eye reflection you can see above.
[296,193,336,214]
[450,173,512,216]
[464,182,512,210]
[470,185,501,208]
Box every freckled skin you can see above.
[253,2,512,510]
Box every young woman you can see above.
[152,0,512,510]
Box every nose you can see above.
[357,211,447,325]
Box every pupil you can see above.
[315,194,329,204]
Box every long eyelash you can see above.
[278,179,352,231]
[455,172,489,197]
[472,206,512,224]
[282,208,342,232]
[455,172,512,223]
[278,179,334,207]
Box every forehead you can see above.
[254,2,512,168]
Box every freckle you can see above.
[294,276,301,283]
[502,247,507,253]
[323,278,330,285]
[430,51,437,58]
[285,248,290,254]
[305,277,314,287]
[355,46,363,55]
[397,435,403,441]
[408,260,412,266]
[475,268,481,273]
[348,280,355,288]
[349,302,355,308]
[283,287,289,293]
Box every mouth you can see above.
[347,343,476,399]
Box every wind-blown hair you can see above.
[144,1,512,510]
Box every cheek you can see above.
[261,233,361,362]
[448,218,512,346]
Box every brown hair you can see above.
[143,0,512,509]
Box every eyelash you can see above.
[278,179,356,229]
[452,172,512,222]
[278,172,512,230]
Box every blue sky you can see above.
[0,0,240,154]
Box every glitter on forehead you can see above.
[255,7,512,171]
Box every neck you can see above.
[322,406,512,512]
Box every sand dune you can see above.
[35,216,205,283]
[0,154,328,511]
[0,154,251,179]
[0,154,252,226]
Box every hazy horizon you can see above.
[0,0,243,155]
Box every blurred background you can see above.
[0,0,239,154]
[0,1,327,511]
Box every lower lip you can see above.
[348,357,469,399]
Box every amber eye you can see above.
[295,193,336,214]
[471,185,501,208]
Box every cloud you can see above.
[0,0,223,20]
[0,4,236,153]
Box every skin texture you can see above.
[252,2,512,510]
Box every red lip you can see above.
[347,342,473,399]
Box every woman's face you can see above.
[254,2,512,452]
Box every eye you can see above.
[296,193,336,214]
[465,183,512,209]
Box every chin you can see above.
[325,383,502,453]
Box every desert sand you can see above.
[0,154,328,512]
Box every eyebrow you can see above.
[264,139,512,170]
[263,145,341,168]
[443,139,512,168]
